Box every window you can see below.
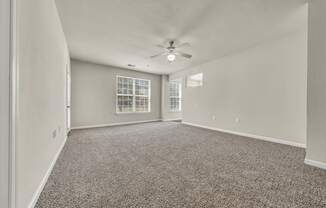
[116,76,150,113]
[169,79,182,112]
[187,73,203,87]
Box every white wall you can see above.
[16,0,70,207]
[306,0,326,166]
[71,59,161,128]
[171,31,307,146]
[161,75,182,121]
[0,0,11,206]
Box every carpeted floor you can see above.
[36,121,326,208]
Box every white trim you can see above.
[1,0,12,206]
[9,0,17,207]
[115,111,151,115]
[71,119,161,130]
[304,159,326,170]
[162,118,182,122]
[66,62,71,133]
[169,110,182,113]
[182,122,306,148]
[28,136,67,208]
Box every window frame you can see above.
[168,79,182,112]
[116,75,151,114]
[186,72,203,88]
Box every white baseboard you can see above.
[182,122,306,148]
[71,119,161,130]
[161,118,182,122]
[28,136,67,208]
[304,159,326,170]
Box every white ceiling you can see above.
[55,0,307,74]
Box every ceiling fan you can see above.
[150,40,192,62]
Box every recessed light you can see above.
[128,64,136,67]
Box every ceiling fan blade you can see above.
[176,42,190,49]
[156,44,167,49]
[150,52,167,59]
[175,51,192,59]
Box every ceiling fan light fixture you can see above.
[150,40,191,62]
[167,53,176,62]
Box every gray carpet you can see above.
[36,122,326,208]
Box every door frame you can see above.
[0,0,11,205]
[1,0,17,207]
[9,0,17,206]
[66,63,71,133]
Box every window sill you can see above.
[116,111,151,115]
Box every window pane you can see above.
[169,82,180,97]
[117,77,133,95]
[169,80,182,111]
[169,97,181,112]
[117,95,133,112]
[135,79,149,96]
[135,96,149,112]
[187,73,203,87]
[117,76,150,113]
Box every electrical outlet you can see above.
[235,117,240,123]
[52,130,57,139]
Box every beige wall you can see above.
[71,59,161,128]
[306,0,326,165]
[161,75,182,121]
[171,31,307,146]
[16,0,70,207]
